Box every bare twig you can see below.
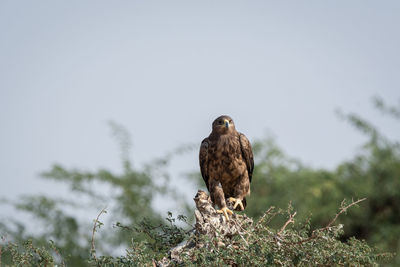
[256,206,275,226]
[286,198,366,245]
[325,198,366,229]
[90,208,107,262]
[278,211,297,235]
[232,219,249,247]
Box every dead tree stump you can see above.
[157,190,253,266]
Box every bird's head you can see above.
[212,115,236,134]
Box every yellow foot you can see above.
[228,197,244,211]
[216,207,233,221]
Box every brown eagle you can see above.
[199,115,254,220]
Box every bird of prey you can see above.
[199,115,254,220]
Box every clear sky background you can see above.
[1,1,399,217]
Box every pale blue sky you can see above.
[1,1,399,216]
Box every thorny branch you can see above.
[325,198,366,229]
[154,192,381,266]
[232,219,250,247]
[256,206,275,226]
[285,198,367,246]
[91,207,107,262]
[278,211,297,236]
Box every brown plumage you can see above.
[199,115,254,220]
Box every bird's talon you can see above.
[228,197,236,203]
[217,207,233,220]
[228,197,244,211]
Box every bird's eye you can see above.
[229,120,233,123]
[218,120,223,124]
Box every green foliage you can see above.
[0,239,65,267]
[88,213,192,266]
[3,204,390,266]
[245,97,400,265]
[115,213,189,254]
[0,196,90,265]
[177,206,390,266]
[0,122,176,266]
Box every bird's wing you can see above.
[239,133,254,182]
[199,138,210,190]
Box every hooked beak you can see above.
[224,119,229,128]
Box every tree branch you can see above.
[325,198,366,229]
[286,198,366,245]
[90,208,107,263]
[278,211,297,236]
